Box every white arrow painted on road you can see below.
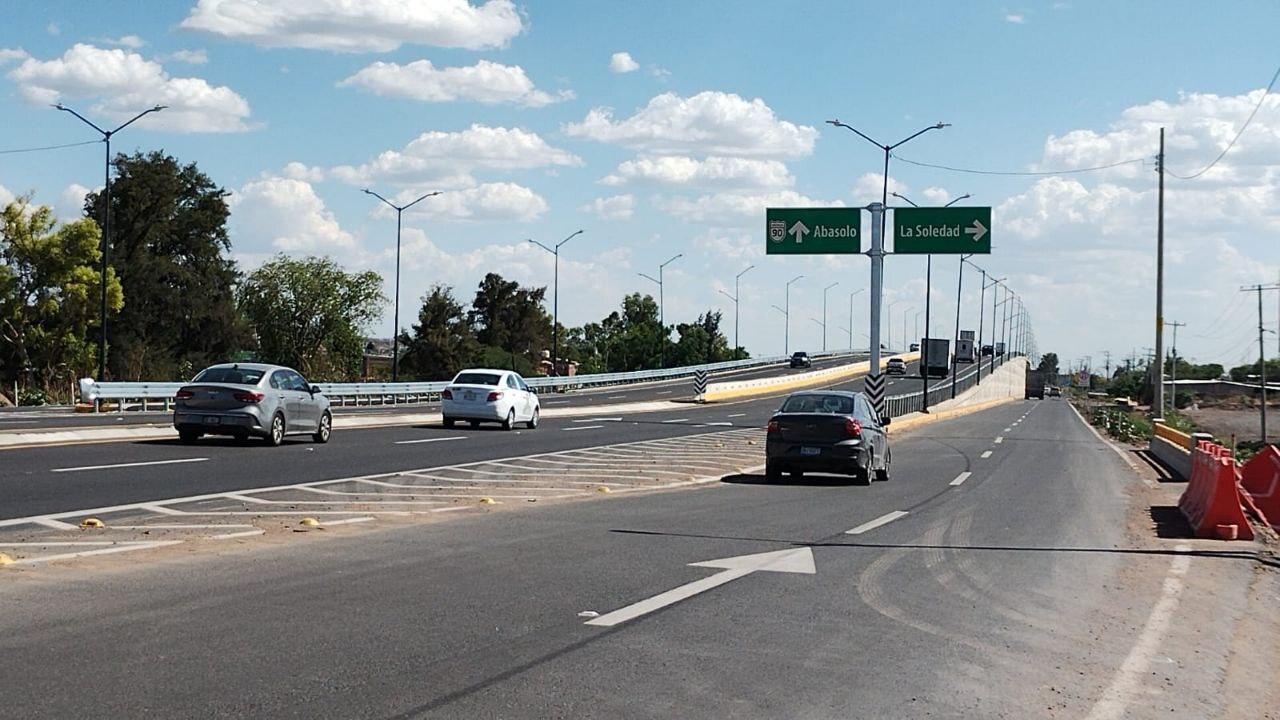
[964,219,988,242]
[788,220,810,244]
[584,547,816,627]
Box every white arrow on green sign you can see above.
[766,208,862,255]
[894,206,992,254]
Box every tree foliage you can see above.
[1035,352,1059,377]
[468,272,551,371]
[0,196,123,401]
[83,151,248,380]
[398,285,478,380]
[238,255,385,380]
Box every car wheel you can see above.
[853,460,872,486]
[178,429,201,444]
[526,407,539,430]
[875,448,891,482]
[502,409,516,431]
[266,413,285,446]
[765,463,781,483]
[312,411,332,444]
[443,417,455,429]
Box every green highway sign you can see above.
[893,207,991,254]
[766,208,862,255]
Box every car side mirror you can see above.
[310,385,322,395]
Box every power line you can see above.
[1167,63,1280,180]
[0,139,101,155]
[892,153,1147,176]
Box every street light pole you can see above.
[848,288,864,351]
[886,299,902,352]
[821,282,839,352]
[55,103,166,380]
[953,254,974,399]
[364,189,442,382]
[528,230,584,376]
[784,275,804,355]
[639,254,682,369]
[718,265,754,361]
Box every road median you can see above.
[703,352,920,402]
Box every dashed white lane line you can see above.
[51,457,209,473]
[846,510,909,535]
[727,413,747,418]
[1003,427,1012,432]
[700,422,734,427]
[574,417,621,423]
[980,450,993,459]
[319,516,375,526]
[607,395,627,400]
[1084,546,1193,720]
[563,425,603,431]
[395,436,468,445]
[950,472,972,487]
[995,436,1004,444]
[543,401,571,405]
[662,418,690,424]
[655,390,674,395]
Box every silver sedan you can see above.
[173,363,332,446]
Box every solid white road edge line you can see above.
[662,419,689,424]
[846,510,909,535]
[51,457,209,473]
[1083,546,1192,720]
[563,425,603,431]
[950,472,972,487]
[394,436,467,445]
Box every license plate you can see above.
[800,447,821,456]
[464,392,476,401]
[203,416,220,425]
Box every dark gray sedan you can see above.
[173,363,332,446]
[765,390,890,485]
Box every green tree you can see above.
[1229,359,1280,383]
[83,151,249,380]
[0,196,123,401]
[1036,352,1060,377]
[468,272,551,371]
[398,285,479,380]
[671,311,730,367]
[238,255,386,380]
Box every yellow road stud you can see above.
[0,553,14,566]
[299,517,320,527]
[595,486,611,493]
[80,517,105,529]
[479,497,498,505]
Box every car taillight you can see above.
[487,391,503,402]
[233,390,264,403]
[441,389,452,400]
[845,418,862,437]
[175,389,193,400]
[767,420,780,434]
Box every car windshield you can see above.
[780,394,854,414]
[453,372,502,386]
[192,367,266,385]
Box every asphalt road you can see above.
[0,357,989,520]
[0,353,868,431]
[0,397,1186,718]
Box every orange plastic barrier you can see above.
[1177,441,1254,541]
[1239,446,1280,533]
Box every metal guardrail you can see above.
[77,349,868,411]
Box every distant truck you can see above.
[996,341,1007,356]
[955,330,976,364]
[920,338,951,378]
[1025,369,1046,399]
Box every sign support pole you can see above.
[921,255,933,412]
[867,202,886,418]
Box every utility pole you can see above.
[952,255,973,398]
[365,189,443,382]
[1102,350,1112,380]
[1243,284,1280,444]
[528,230,584,377]
[1154,128,1167,416]
[848,289,864,351]
[1167,320,1185,413]
[717,265,754,361]
[638,253,682,369]
[821,282,839,352]
[783,274,804,355]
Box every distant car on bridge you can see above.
[173,363,331,446]
[789,351,812,369]
[885,357,907,375]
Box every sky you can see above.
[1,0,1278,373]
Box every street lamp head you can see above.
[935,122,951,129]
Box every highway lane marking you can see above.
[727,413,747,418]
[51,457,209,473]
[607,395,627,399]
[319,516,375,526]
[563,425,603,431]
[655,390,674,395]
[3,541,183,566]
[1003,427,1012,432]
[846,510,909,535]
[574,417,621,422]
[980,450,993,458]
[543,400,571,405]
[949,472,972,487]
[662,418,689,423]
[1084,546,1192,720]
[394,436,468,445]
[699,422,734,427]
[208,529,265,540]
[34,518,78,530]
[994,436,1004,444]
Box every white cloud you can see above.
[163,49,209,65]
[57,183,93,220]
[181,0,523,52]
[46,22,59,36]
[1006,13,1025,23]
[921,187,952,205]
[0,48,28,64]
[107,35,145,49]
[852,172,907,204]
[609,52,639,74]
[339,59,571,107]
[661,190,844,226]
[581,194,634,221]
[564,91,818,159]
[331,124,581,186]
[602,155,793,190]
[7,43,253,133]
[394,182,548,222]
[229,176,356,253]
[0,184,14,207]
[281,162,326,182]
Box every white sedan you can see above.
[441,369,540,430]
